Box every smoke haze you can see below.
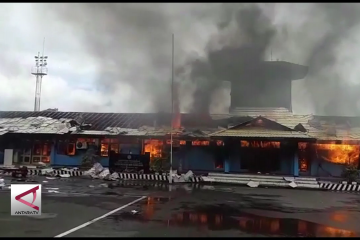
[45,3,360,116]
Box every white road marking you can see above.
[54,196,147,238]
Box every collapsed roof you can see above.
[0,108,360,140]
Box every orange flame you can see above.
[143,139,163,160]
[314,142,359,165]
[241,141,280,148]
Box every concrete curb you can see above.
[117,173,204,183]
[204,173,321,190]
[0,170,205,183]
[0,169,84,177]
[320,182,360,192]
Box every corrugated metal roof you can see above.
[210,127,312,139]
[0,111,157,131]
[0,111,232,130]
[0,117,74,135]
[2,110,360,141]
[71,130,118,136]
[104,126,216,138]
[230,107,293,117]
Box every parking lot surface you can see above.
[0,176,359,237]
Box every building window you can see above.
[241,140,280,148]
[31,141,51,164]
[110,144,119,154]
[57,141,77,156]
[19,146,32,164]
[192,140,210,146]
[299,158,308,172]
[313,143,360,165]
[67,143,76,156]
[100,138,119,156]
[100,139,110,157]
[119,144,140,154]
[143,139,163,160]
[216,140,224,146]
[298,142,309,172]
[166,139,180,147]
[215,158,224,169]
[57,141,68,155]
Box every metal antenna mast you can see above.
[31,38,48,111]
[169,33,174,184]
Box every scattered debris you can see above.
[170,170,196,183]
[0,178,4,188]
[41,168,55,176]
[48,190,60,193]
[131,210,138,214]
[247,181,260,188]
[84,163,120,181]
[288,181,297,188]
[59,174,70,178]
[283,177,295,182]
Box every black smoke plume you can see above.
[44,3,360,116]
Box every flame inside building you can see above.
[143,139,163,159]
[314,142,360,165]
[299,142,360,167]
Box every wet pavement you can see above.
[0,176,359,237]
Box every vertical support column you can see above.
[50,141,56,166]
[293,150,299,177]
[224,159,230,173]
[223,138,231,173]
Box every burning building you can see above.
[0,60,359,177]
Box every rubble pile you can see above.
[84,163,200,183]
[170,170,196,183]
[83,163,120,181]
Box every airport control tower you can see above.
[229,60,308,112]
[207,47,308,113]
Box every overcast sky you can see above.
[1,3,360,116]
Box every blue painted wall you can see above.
[51,142,142,167]
[310,158,345,177]
[229,146,295,175]
[279,148,293,175]
[228,145,241,173]
[172,147,217,172]
[170,144,297,175]
[53,152,109,167]
[47,138,298,176]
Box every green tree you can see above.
[341,164,359,183]
[81,148,100,168]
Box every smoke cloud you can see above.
[45,3,360,116]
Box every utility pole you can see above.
[31,38,48,111]
[169,33,174,184]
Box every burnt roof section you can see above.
[0,111,252,131]
[263,61,308,80]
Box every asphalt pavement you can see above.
[0,176,359,237]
